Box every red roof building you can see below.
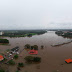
[29,50,38,55]
[65,58,72,63]
[0,55,4,61]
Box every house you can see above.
[0,55,4,61]
[29,50,38,55]
[65,58,72,63]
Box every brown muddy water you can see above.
[0,31,72,72]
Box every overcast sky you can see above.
[0,0,72,30]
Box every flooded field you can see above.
[0,31,72,72]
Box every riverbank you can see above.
[55,30,72,38]
[0,30,47,37]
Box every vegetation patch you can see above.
[55,30,72,38]
[24,44,38,50]
[8,60,15,65]
[1,30,47,37]
[41,45,44,49]
[18,63,24,67]
[16,71,19,72]
[14,54,18,59]
[0,39,9,43]
[24,56,41,63]
[0,69,5,72]
[24,44,31,49]
[6,49,10,52]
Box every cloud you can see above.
[46,22,72,29]
[0,0,72,29]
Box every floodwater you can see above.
[0,31,72,72]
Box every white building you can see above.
[0,31,4,35]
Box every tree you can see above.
[8,60,15,65]
[18,63,24,67]
[24,56,41,63]
[31,46,34,50]
[0,39,9,43]
[27,34,32,37]
[41,45,44,49]
[14,54,18,59]
[24,44,30,49]
[24,56,34,62]
[34,57,41,62]
[33,45,38,50]
[55,31,63,36]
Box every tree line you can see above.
[0,39,9,43]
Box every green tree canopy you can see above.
[14,54,18,59]
[8,60,15,65]
[18,63,24,67]
[24,56,41,63]
[33,45,38,50]
[0,39,9,43]
[24,44,31,49]
[24,56,34,62]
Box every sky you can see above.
[0,0,72,30]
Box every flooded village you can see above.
[1,0,72,72]
[0,30,72,72]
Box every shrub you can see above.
[8,60,15,65]
[41,45,44,49]
[18,63,24,67]
[34,57,41,62]
[0,69,5,72]
[24,56,41,63]
[16,71,19,72]
[24,56,34,62]
[14,54,18,59]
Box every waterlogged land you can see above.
[0,31,72,72]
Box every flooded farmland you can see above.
[0,31,72,72]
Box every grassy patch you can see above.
[0,43,9,45]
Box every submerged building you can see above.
[29,50,38,55]
[0,55,4,61]
[0,31,4,35]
